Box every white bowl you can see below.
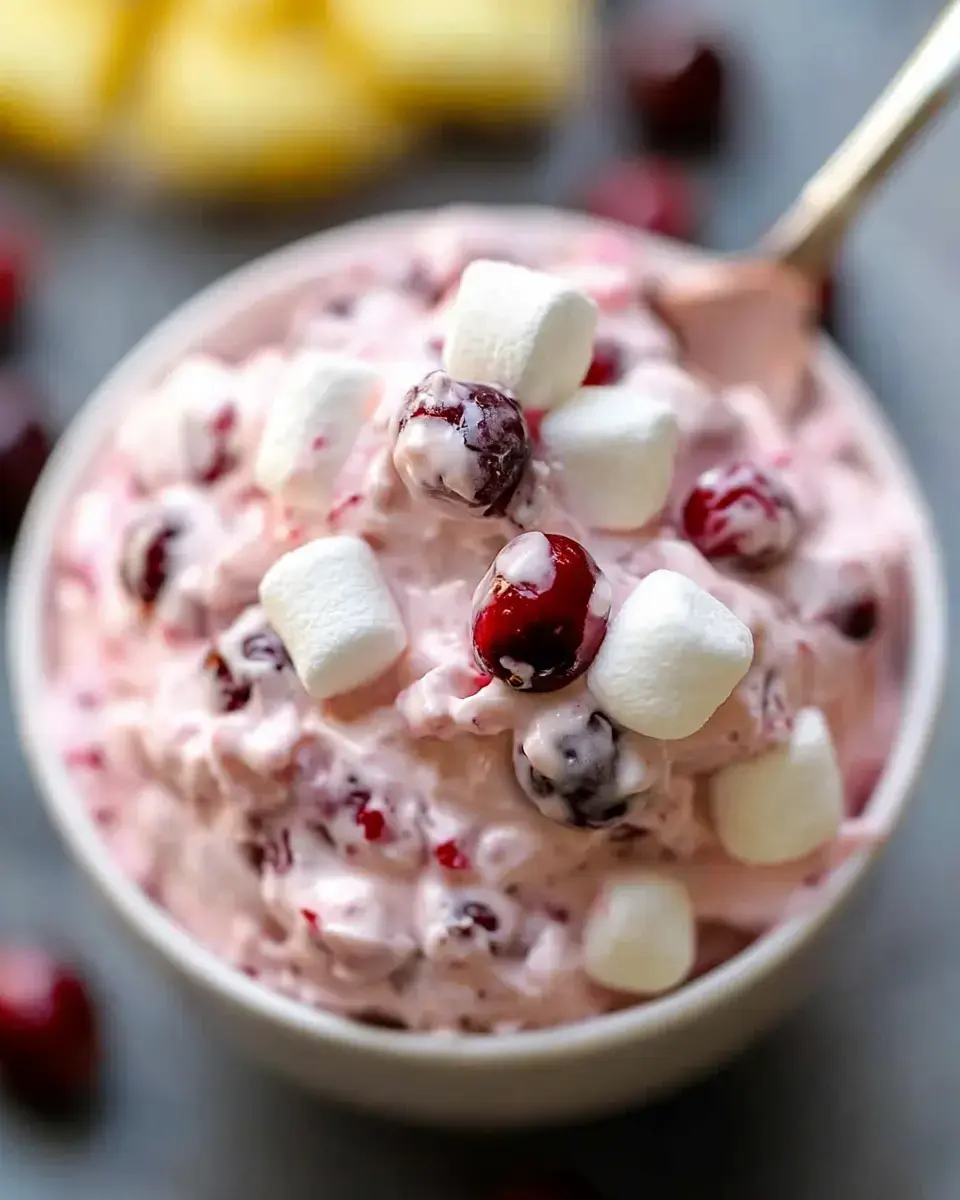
[7,207,948,1128]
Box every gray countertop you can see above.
[2,1,959,1196]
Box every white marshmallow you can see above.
[540,387,679,530]
[583,873,696,995]
[710,707,844,865]
[258,536,406,701]
[443,260,597,411]
[588,570,754,740]
[254,352,380,510]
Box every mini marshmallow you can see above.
[588,570,754,740]
[254,352,380,510]
[710,707,843,865]
[540,387,679,530]
[443,259,597,411]
[583,873,696,995]
[259,535,406,701]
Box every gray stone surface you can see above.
[1,0,958,1196]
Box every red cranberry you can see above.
[241,628,291,669]
[455,901,500,933]
[617,23,727,152]
[356,803,388,842]
[581,338,625,387]
[435,840,470,871]
[583,159,696,241]
[681,461,800,568]
[393,370,531,517]
[828,595,879,641]
[119,511,182,607]
[203,650,253,713]
[0,374,51,542]
[0,947,99,1110]
[514,708,627,829]
[472,532,611,693]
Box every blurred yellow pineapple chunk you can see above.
[327,0,592,122]
[132,6,410,196]
[0,0,145,159]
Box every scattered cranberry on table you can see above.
[472,532,611,693]
[616,17,727,153]
[0,945,100,1111]
[0,373,51,543]
[681,461,800,569]
[583,159,697,242]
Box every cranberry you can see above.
[356,803,387,842]
[393,370,531,517]
[681,461,799,568]
[472,532,611,693]
[435,840,470,871]
[119,511,182,607]
[0,947,99,1110]
[241,628,291,668]
[828,595,879,641]
[0,374,51,542]
[617,22,727,152]
[454,901,500,933]
[581,338,625,387]
[583,159,696,241]
[514,708,628,829]
[203,649,253,713]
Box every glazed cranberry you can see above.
[203,649,253,713]
[681,461,799,568]
[241,628,291,668]
[0,374,51,542]
[393,370,531,517]
[119,511,182,607]
[472,532,611,693]
[0,947,99,1110]
[581,338,625,387]
[435,840,470,871]
[618,23,727,152]
[828,595,879,641]
[514,708,628,829]
[583,159,696,241]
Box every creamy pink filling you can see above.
[44,212,912,1035]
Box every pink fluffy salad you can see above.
[44,210,912,1035]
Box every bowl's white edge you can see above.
[6,205,949,1069]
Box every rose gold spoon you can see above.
[653,0,960,402]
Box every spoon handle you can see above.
[762,0,960,275]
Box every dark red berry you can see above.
[584,159,696,241]
[514,708,627,829]
[435,840,470,871]
[681,461,799,568]
[0,374,51,542]
[0,947,99,1110]
[204,650,253,713]
[472,532,611,693]
[618,23,727,152]
[393,370,531,517]
[828,596,879,642]
[456,901,499,933]
[581,338,625,387]
[119,511,182,607]
[241,628,291,668]
[356,804,387,842]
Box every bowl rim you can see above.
[7,205,949,1068]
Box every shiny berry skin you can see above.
[581,338,625,387]
[513,708,628,829]
[584,159,696,241]
[393,370,531,517]
[0,374,50,542]
[681,461,799,568]
[618,25,726,152]
[0,947,99,1110]
[472,532,611,693]
[119,511,182,607]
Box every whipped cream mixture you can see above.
[45,211,912,1034]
